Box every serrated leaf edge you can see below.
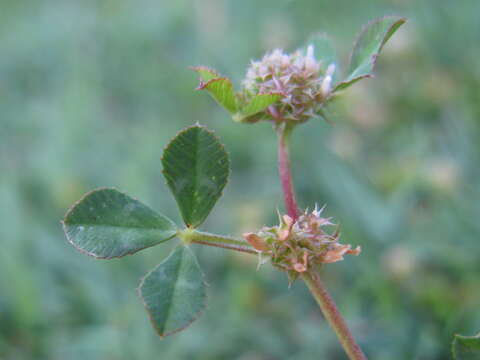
[161,124,231,228]
[136,245,208,338]
[334,15,407,91]
[191,65,220,79]
[62,187,177,259]
[195,77,238,113]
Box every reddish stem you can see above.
[277,124,298,220]
[276,122,367,360]
[302,272,367,360]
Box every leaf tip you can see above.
[137,246,208,338]
[190,65,220,76]
[335,15,407,91]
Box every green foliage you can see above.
[138,246,206,337]
[191,66,220,82]
[60,124,233,339]
[193,68,283,123]
[63,188,177,259]
[197,77,238,113]
[162,125,230,228]
[452,333,480,360]
[195,16,406,124]
[335,16,406,91]
[234,93,283,122]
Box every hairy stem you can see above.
[302,272,367,360]
[178,229,256,254]
[277,124,298,220]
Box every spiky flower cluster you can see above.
[244,207,360,281]
[243,46,335,123]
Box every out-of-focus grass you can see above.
[1,0,480,359]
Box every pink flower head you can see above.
[242,46,335,123]
[243,206,361,280]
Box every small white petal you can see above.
[321,75,332,96]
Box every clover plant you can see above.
[62,16,479,359]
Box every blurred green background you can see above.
[1,0,479,359]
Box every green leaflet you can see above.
[198,77,238,113]
[335,16,406,91]
[192,66,220,82]
[63,188,177,259]
[452,333,480,359]
[234,93,282,123]
[138,245,207,337]
[162,125,230,228]
[193,67,282,122]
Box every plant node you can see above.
[177,227,196,245]
[244,206,360,282]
